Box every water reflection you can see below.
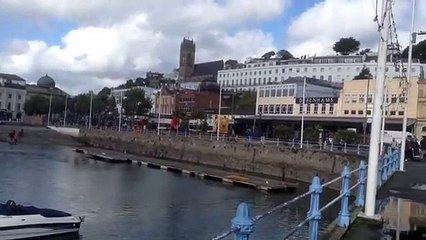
[381,197,426,239]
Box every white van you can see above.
[382,130,415,144]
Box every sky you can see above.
[0,0,425,95]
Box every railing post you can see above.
[276,138,279,147]
[232,202,254,240]
[357,144,360,155]
[292,138,295,148]
[330,141,334,152]
[308,176,322,240]
[394,150,400,172]
[344,143,347,153]
[355,160,367,207]
[337,166,351,228]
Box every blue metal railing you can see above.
[211,149,400,240]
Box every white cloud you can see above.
[0,0,289,94]
[286,0,426,57]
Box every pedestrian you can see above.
[420,136,426,160]
[391,138,399,151]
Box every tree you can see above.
[51,96,66,114]
[335,130,360,144]
[123,88,152,129]
[359,48,371,55]
[402,39,426,63]
[276,49,294,60]
[273,125,295,139]
[24,95,49,115]
[70,94,90,115]
[262,51,276,59]
[192,111,206,120]
[353,67,373,80]
[304,125,320,142]
[333,37,360,55]
[98,87,111,96]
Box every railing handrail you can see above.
[210,149,401,240]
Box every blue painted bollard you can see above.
[355,161,366,208]
[308,176,322,240]
[232,202,254,240]
[337,166,351,228]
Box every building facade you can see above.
[0,73,27,119]
[218,55,425,92]
[111,86,159,114]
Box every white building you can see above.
[218,55,425,92]
[0,73,27,119]
[110,86,159,114]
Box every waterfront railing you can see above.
[210,149,400,240]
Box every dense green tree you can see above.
[335,130,361,144]
[70,94,90,115]
[234,91,256,111]
[402,39,426,63]
[97,87,111,96]
[262,51,276,59]
[353,67,373,80]
[273,125,295,139]
[304,125,321,141]
[51,96,66,114]
[123,88,152,129]
[333,37,360,55]
[359,48,371,55]
[24,95,49,115]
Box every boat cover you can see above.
[0,200,71,218]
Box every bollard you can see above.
[337,166,351,228]
[308,176,322,240]
[355,160,367,207]
[276,138,280,147]
[292,138,295,147]
[232,202,254,240]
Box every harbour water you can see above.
[0,142,339,239]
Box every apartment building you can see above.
[0,73,26,119]
[218,55,425,92]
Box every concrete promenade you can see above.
[78,129,363,187]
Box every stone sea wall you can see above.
[78,129,362,184]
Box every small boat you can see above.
[0,200,83,239]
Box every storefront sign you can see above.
[295,97,338,104]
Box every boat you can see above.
[0,200,83,240]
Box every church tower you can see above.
[178,38,195,82]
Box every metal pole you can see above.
[217,85,222,141]
[300,77,306,148]
[364,0,392,218]
[363,77,371,144]
[400,0,416,171]
[47,94,52,126]
[89,91,93,129]
[157,87,162,136]
[63,94,68,127]
[118,91,123,132]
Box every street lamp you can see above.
[63,94,68,127]
[89,91,93,129]
[47,93,52,126]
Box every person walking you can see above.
[420,136,426,160]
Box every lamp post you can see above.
[300,77,307,148]
[157,86,162,136]
[118,91,123,132]
[216,84,222,141]
[47,93,52,126]
[89,90,93,129]
[63,94,68,127]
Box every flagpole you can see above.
[216,85,222,141]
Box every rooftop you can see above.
[283,77,343,89]
[0,73,26,82]
[192,60,224,76]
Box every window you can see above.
[391,94,397,103]
[289,68,293,72]
[275,69,278,74]
[18,95,21,100]
[259,89,265,97]
[367,110,372,115]
[282,68,285,73]
[359,94,365,103]
[269,105,274,113]
[320,75,324,80]
[306,104,311,114]
[337,67,341,72]
[329,104,334,114]
[269,70,272,74]
[249,78,252,85]
[274,77,278,82]
[264,71,267,74]
[288,86,295,96]
[281,105,287,114]
[399,94,405,103]
[312,68,317,72]
[282,87,288,96]
[344,110,349,115]
[232,73,235,77]
[313,104,318,114]
[7,102,11,110]
[351,110,356,115]
[276,88,282,97]
[275,105,280,113]
[358,110,363,115]
[328,75,332,81]
[288,104,293,114]
[254,71,257,75]
[398,111,404,116]
[367,94,373,103]
[296,68,300,73]
[258,105,263,114]
[268,77,271,82]
[344,94,350,103]
[351,95,357,103]
[321,104,326,114]
[312,75,316,79]
[8,94,12,99]
[299,104,303,114]
[304,67,308,72]
[265,88,270,97]
[270,88,276,97]
[263,78,266,84]
[17,103,21,111]
[390,111,396,116]
[320,68,324,72]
